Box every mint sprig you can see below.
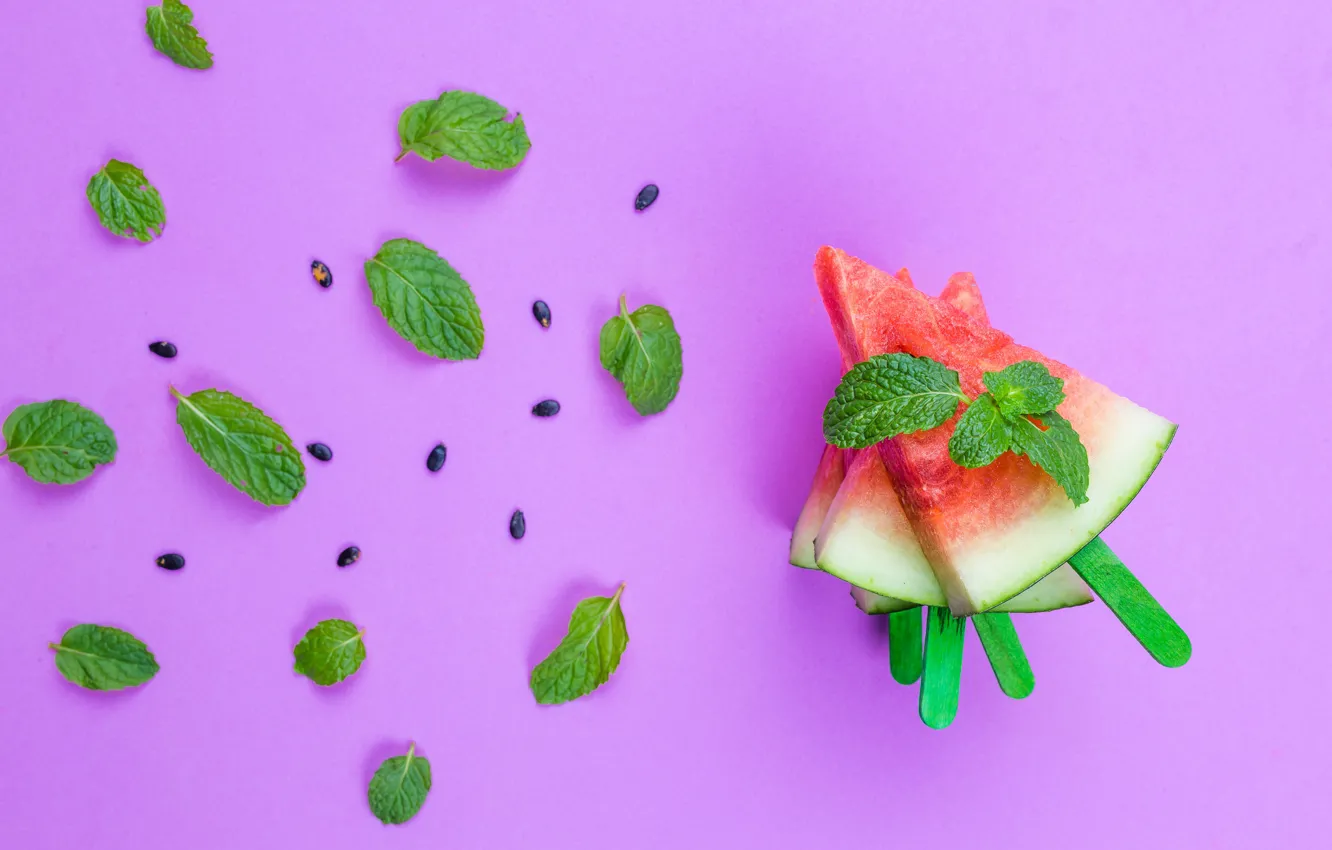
[145,1,213,70]
[824,354,1090,505]
[396,91,531,170]
[86,159,166,242]
[599,295,683,416]
[822,353,966,448]
[530,584,629,705]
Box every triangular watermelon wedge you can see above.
[791,272,1091,612]
[816,247,1176,614]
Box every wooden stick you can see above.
[887,608,923,685]
[1069,537,1191,668]
[919,606,965,729]
[973,612,1035,699]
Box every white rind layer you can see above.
[953,396,1176,612]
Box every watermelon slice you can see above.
[790,272,1091,613]
[816,247,1175,614]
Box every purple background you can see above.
[1,1,1327,847]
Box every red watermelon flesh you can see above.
[815,247,1175,614]
[795,269,1091,612]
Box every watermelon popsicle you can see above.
[789,247,1190,727]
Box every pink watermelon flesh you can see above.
[794,271,1091,612]
[815,247,1175,614]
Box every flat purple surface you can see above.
[1,1,1328,847]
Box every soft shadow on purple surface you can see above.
[393,151,522,201]
[525,577,616,669]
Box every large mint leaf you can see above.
[86,159,166,242]
[50,624,159,691]
[368,743,432,825]
[171,387,305,505]
[145,0,213,70]
[364,238,484,360]
[293,619,365,686]
[983,360,1065,418]
[823,353,966,449]
[948,393,1012,468]
[2,400,117,484]
[396,91,530,169]
[1011,410,1090,505]
[599,296,683,415]
[530,584,629,705]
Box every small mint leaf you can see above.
[172,387,306,506]
[363,238,485,360]
[599,296,683,415]
[145,1,213,70]
[396,91,531,170]
[293,619,366,686]
[530,585,629,705]
[1011,410,1090,505]
[2,400,117,484]
[86,159,166,242]
[823,353,966,449]
[948,393,1012,468]
[50,624,159,691]
[983,361,1065,418]
[367,743,432,825]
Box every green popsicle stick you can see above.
[887,607,923,685]
[919,606,965,729]
[1069,536,1192,668]
[973,612,1035,699]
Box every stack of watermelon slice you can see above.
[790,247,1189,728]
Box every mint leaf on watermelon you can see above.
[396,91,531,169]
[171,386,306,505]
[983,361,1065,418]
[2,400,117,484]
[145,1,213,70]
[368,743,432,825]
[1010,410,1090,505]
[50,624,159,691]
[948,393,1011,468]
[599,295,683,415]
[823,353,966,449]
[86,159,166,242]
[293,619,366,686]
[530,584,629,705]
[363,238,485,360]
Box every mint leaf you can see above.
[363,238,485,360]
[86,159,166,242]
[983,361,1065,418]
[948,393,1012,468]
[1011,410,1090,505]
[293,619,365,686]
[368,743,432,825]
[50,624,159,691]
[171,386,306,505]
[396,91,531,170]
[530,584,629,705]
[2,400,117,484]
[823,353,966,449]
[599,295,683,415]
[145,1,213,70]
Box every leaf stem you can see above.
[394,150,409,163]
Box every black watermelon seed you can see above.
[148,341,177,359]
[311,259,333,288]
[634,183,659,211]
[532,399,561,417]
[509,510,526,540]
[156,553,185,571]
[426,443,448,472]
[532,300,551,328]
[337,546,360,567]
[306,442,333,462]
